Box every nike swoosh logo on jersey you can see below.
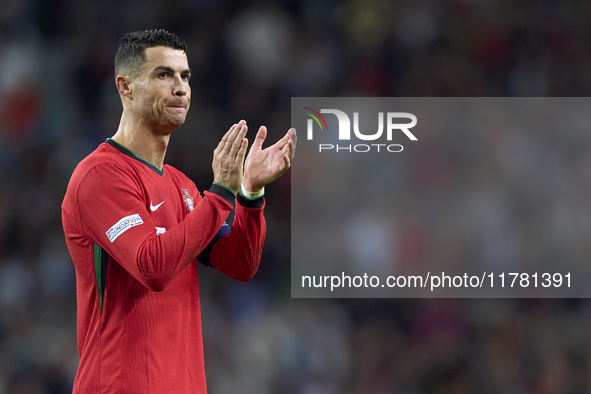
[150,201,165,211]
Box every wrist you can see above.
[212,181,237,196]
[240,183,265,200]
[242,179,263,194]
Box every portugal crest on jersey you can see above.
[181,189,194,212]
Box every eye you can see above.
[158,72,168,79]
[181,74,190,81]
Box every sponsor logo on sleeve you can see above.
[106,214,144,242]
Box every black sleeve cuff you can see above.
[236,192,264,208]
[208,183,236,207]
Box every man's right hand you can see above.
[212,120,248,195]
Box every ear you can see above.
[116,75,133,99]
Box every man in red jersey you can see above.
[62,29,296,393]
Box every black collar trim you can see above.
[105,139,164,176]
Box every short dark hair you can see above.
[115,29,187,77]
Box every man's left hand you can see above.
[243,126,297,193]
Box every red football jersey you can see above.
[62,139,266,393]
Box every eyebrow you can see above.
[152,65,192,75]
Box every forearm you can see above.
[210,195,266,281]
[136,193,231,290]
[78,162,237,292]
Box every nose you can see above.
[173,76,188,97]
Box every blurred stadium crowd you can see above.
[2,0,591,392]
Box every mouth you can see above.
[166,106,187,114]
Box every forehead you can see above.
[141,46,189,73]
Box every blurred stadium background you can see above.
[2,0,591,392]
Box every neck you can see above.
[111,111,173,170]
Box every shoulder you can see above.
[75,142,127,169]
[67,143,137,191]
[63,143,137,215]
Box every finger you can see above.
[229,124,248,157]
[252,126,267,151]
[235,137,248,164]
[274,129,292,150]
[290,128,297,159]
[280,139,292,158]
[281,153,291,171]
[223,123,240,140]
[224,123,243,154]
[214,124,235,156]
[221,123,237,144]
[284,128,296,159]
